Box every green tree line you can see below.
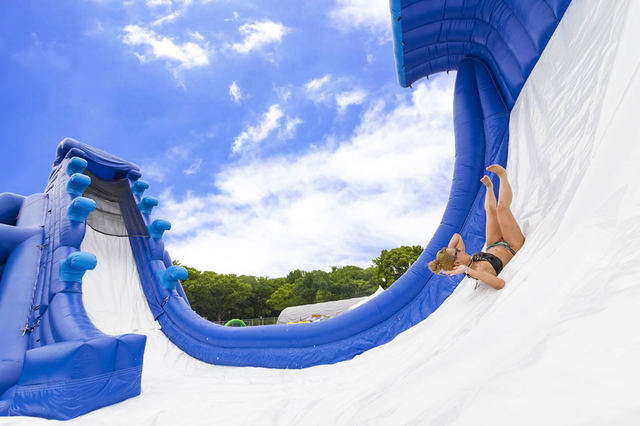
[175,245,423,322]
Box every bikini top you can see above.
[471,251,504,275]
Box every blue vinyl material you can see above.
[66,157,88,176]
[126,170,142,181]
[131,180,149,197]
[0,193,25,225]
[390,0,572,107]
[138,197,158,215]
[0,1,572,419]
[148,219,171,239]
[54,138,140,180]
[123,0,570,369]
[126,56,511,367]
[0,225,41,264]
[66,173,91,196]
[158,265,188,290]
[58,252,97,283]
[0,142,147,420]
[67,197,96,223]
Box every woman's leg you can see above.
[486,164,525,251]
[480,175,503,246]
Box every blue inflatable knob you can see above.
[127,170,142,181]
[66,157,88,176]
[131,180,150,198]
[148,219,171,239]
[66,173,91,196]
[67,197,96,222]
[158,266,188,290]
[66,147,86,159]
[59,252,97,283]
[138,196,158,215]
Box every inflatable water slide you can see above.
[3,0,640,422]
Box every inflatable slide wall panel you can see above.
[0,0,573,419]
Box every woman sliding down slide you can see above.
[429,164,525,289]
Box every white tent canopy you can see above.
[277,286,384,323]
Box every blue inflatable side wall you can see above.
[124,57,509,369]
[0,0,573,419]
[390,0,573,107]
[0,194,45,413]
[124,0,571,369]
[0,141,147,420]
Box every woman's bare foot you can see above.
[480,175,492,187]
[486,164,506,177]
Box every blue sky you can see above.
[0,0,457,276]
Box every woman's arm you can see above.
[444,265,505,290]
[465,267,505,290]
[448,233,465,252]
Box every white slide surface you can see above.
[3,0,640,424]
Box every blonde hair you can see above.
[428,248,456,274]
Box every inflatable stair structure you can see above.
[0,0,575,420]
[0,146,146,420]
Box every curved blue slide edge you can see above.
[390,0,572,107]
[128,57,508,369]
[0,0,574,418]
[0,148,146,420]
[126,0,572,368]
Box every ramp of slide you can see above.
[74,0,575,372]
[75,0,639,423]
[2,0,639,421]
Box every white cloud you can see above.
[121,25,210,80]
[274,86,292,103]
[166,145,190,160]
[146,0,197,27]
[151,10,182,27]
[140,160,166,182]
[278,116,303,140]
[232,104,284,153]
[145,0,172,6]
[366,53,374,64]
[184,158,203,175]
[304,75,336,104]
[336,89,368,113]
[229,20,290,54]
[305,75,331,92]
[304,75,367,110]
[229,81,245,103]
[225,11,239,22]
[189,31,204,41]
[329,0,392,39]
[14,33,69,70]
[157,75,458,276]
[146,0,192,6]
[84,21,104,36]
[230,103,302,154]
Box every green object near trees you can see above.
[224,319,247,327]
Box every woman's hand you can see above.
[443,264,506,289]
[444,265,467,276]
